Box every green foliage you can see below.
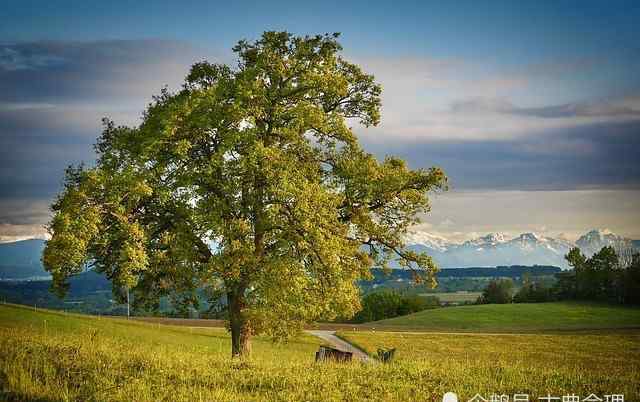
[42,31,446,354]
[353,290,402,322]
[513,281,552,303]
[623,253,640,305]
[477,278,513,304]
[561,246,640,304]
[397,294,438,316]
[513,274,553,303]
[351,290,437,323]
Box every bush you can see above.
[477,279,513,304]
[560,246,640,305]
[352,290,438,323]
[513,282,552,303]
[398,295,439,316]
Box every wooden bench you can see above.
[315,345,353,362]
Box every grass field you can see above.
[1,302,639,401]
[337,330,640,400]
[419,291,482,303]
[372,301,640,332]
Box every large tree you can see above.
[43,32,447,357]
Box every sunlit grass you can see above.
[372,301,640,331]
[1,303,639,401]
[338,329,640,400]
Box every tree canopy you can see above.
[478,278,514,304]
[563,246,640,304]
[43,31,447,357]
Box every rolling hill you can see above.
[370,301,640,332]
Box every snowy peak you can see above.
[511,232,541,245]
[577,229,618,244]
[404,231,451,252]
[462,233,507,248]
[576,229,631,256]
[405,229,637,269]
[519,232,539,241]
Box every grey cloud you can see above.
[0,198,50,226]
[1,40,639,240]
[361,120,640,190]
[0,45,66,72]
[0,39,209,204]
[451,96,640,119]
[0,40,204,104]
[417,189,640,242]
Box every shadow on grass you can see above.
[0,391,58,402]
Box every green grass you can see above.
[1,302,639,401]
[372,301,640,332]
[338,330,640,400]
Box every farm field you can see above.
[1,303,639,401]
[337,329,640,400]
[419,291,482,304]
[371,301,640,332]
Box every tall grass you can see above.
[1,304,639,401]
[338,329,640,400]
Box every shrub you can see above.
[513,282,552,303]
[477,279,513,304]
[352,290,438,323]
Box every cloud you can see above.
[412,189,640,242]
[1,41,639,241]
[0,45,66,72]
[0,198,50,225]
[352,54,640,142]
[0,198,50,242]
[0,40,204,103]
[0,39,209,202]
[451,96,640,119]
[0,39,222,240]
[361,119,640,190]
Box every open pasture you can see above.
[1,303,639,401]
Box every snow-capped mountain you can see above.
[461,233,507,249]
[575,229,634,257]
[404,232,451,252]
[406,229,637,269]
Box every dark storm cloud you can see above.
[0,40,201,103]
[0,39,204,228]
[1,39,640,238]
[362,120,640,190]
[451,97,640,119]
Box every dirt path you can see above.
[306,330,372,362]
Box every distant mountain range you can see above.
[0,239,48,280]
[0,229,638,279]
[406,229,639,269]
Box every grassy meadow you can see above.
[419,292,482,304]
[371,301,640,332]
[1,302,639,401]
[337,329,640,400]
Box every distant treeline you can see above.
[477,246,640,305]
[367,265,561,282]
[556,246,640,305]
[439,265,561,278]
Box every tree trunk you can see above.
[229,290,252,358]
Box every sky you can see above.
[1,0,639,243]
